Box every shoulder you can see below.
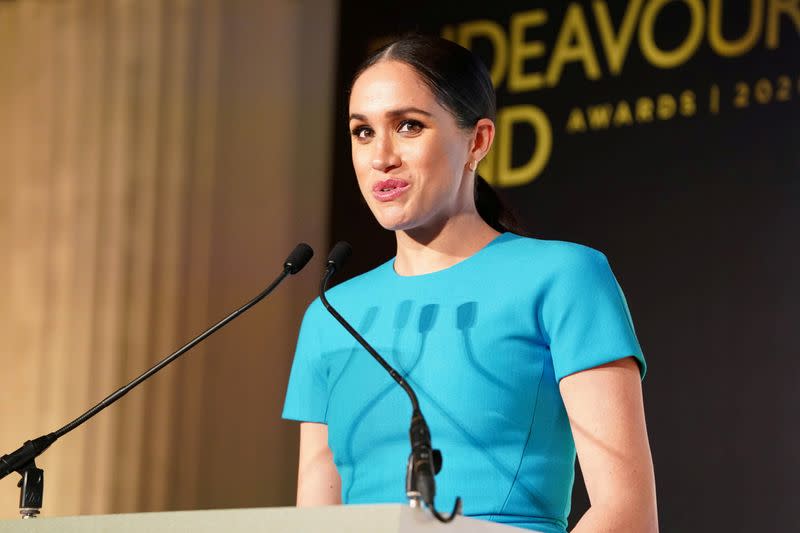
[493,233,610,274]
[326,257,394,298]
[302,258,394,319]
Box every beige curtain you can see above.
[0,0,337,518]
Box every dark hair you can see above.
[351,34,527,236]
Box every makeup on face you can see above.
[348,61,473,232]
[372,178,411,202]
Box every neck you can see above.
[393,213,501,276]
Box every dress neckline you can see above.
[387,232,515,280]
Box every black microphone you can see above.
[0,243,314,517]
[325,241,352,273]
[285,243,314,274]
[319,242,460,523]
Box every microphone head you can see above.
[284,243,314,274]
[326,241,352,272]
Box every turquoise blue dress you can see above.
[282,233,645,532]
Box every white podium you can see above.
[0,504,535,532]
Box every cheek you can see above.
[350,145,369,181]
[416,139,465,186]
[351,146,371,189]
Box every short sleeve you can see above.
[542,246,645,381]
[282,301,329,423]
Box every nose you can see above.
[371,133,401,173]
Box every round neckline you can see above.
[387,232,515,280]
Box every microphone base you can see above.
[17,462,44,519]
[20,509,41,519]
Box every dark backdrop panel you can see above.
[330,2,799,530]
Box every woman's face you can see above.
[348,60,475,232]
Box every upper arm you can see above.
[559,357,658,531]
[297,422,342,506]
[542,247,645,381]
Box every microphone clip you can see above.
[405,410,442,507]
[17,460,43,518]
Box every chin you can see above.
[375,217,409,232]
[376,216,436,234]
[370,205,412,231]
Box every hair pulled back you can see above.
[351,34,526,236]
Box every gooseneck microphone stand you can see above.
[0,243,314,518]
[319,242,461,523]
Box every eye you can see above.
[398,119,424,135]
[350,125,373,141]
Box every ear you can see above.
[469,118,495,164]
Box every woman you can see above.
[283,35,657,533]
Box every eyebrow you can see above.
[349,107,433,122]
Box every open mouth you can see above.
[372,179,410,202]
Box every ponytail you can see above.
[474,175,529,236]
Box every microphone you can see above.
[285,243,314,274]
[0,243,314,518]
[325,241,352,273]
[319,242,460,523]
